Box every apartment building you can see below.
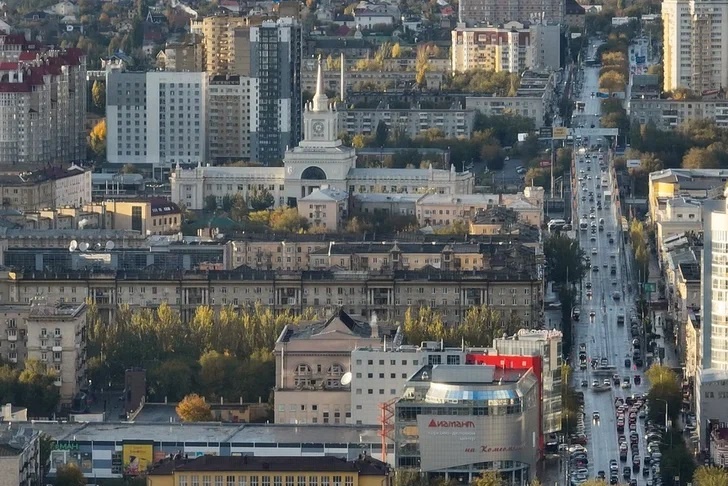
[662,0,728,92]
[0,39,86,167]
[274,310,385,424]
[298,186,349,231]
[648,169,728,223]
[0,425,40,486]
[300,66,446,93]
[342,106,476,139]
[208,74,257,163]
[106,69,207,168]
[415,188,544,227]
[451,22,561,73]
[2,265,540,325]
[155,38,204,72]
[147,455,390,486]
[0,301,87,404]
[92,199,183,235]
[458,0,563,29]
[250,17,303,165]
[193,15,250,75]
[629,98,728,130]
[0,165,91,211]
[466,71,556,129]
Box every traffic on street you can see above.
[565,40,666,486]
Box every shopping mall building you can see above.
[394,364,539,484]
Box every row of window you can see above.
[179,474,355,486]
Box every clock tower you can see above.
[300,55,341,148]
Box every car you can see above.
[604,379,611,386]
[590,310,596,317]
[643,467,650,477]
[625,358,631,367]
[592,248,598,255]
[587,290,593,298]
[586,282,592,289]
[630,480,637,486]
[610,476,618,485]
[623,467,631,479]
[593,411,600,421]
[590,235,597,242]
[598,471,606,480]
[610,460,619,472]
[634,375,641,385]
[581,380,588,387]
[592,265,599,272]
[592,380,599,387]
[613,291,621,300]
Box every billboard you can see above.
[627,159,641,168]
[123,443,154,476]
[416,414,537,472]
[552,127,569,140]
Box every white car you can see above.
[592,248,598,255]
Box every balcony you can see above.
[52,346,62,352]
[7,333,17,342]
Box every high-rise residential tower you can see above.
[662,0,728,93]
[250,17,302,166]
[458,0,564,26]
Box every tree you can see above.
[694,466,728,486]
[249,189,274,211]
[645,365,682,425]
[88,119,106,159]
[269,207,309,233]
[221,194,233,212]
[352,134,368,149]
[682,147,720,169]
[375,120,389,147]
[120,163,139,174]
[18,359,59,416]
[230,194,248,221]
[204,195,218,211]
[544,234,588,285]
[148,359,194,402]
[471,471,504,486]
[391,42,402,58]
[415,45,430,88]
[91,80,105,111]
[56,463,86,486]
[599,70,626,93]
[176,393,213,422]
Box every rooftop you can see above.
[31,422,385,447]
[0,425,37,456]
[0,165,85,185]
[28,301,85,319]
[278,309,385,343]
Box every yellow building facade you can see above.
[147,455,391,486]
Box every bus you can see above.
[548,218,566,232]
[576,101,586,112]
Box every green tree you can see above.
[18,359,59,416]
[694,466,728,486]
[91,80,106,112]
[198,350,240,399]
[456,305,508,346]
[544,234,588,285]
[375,120,389,147]
[56,463,86,486]
[221,194,233,212]
[176,393,213,422]
[352,134,368,149]
[403,307,447,345]
[645,365,682,425]
[230,193,248,221]
[249,189,275,211]
[148,359,194,402]
[204,195,218,211]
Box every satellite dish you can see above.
[95,242,102,250]
[69,240,78,252]
[340,372,352,386]
[105,240,115,251]
[79,242,89,252]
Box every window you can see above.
[251,477,259,486]
[322,477,330,486]
[227,477,236,486]
[309,477,318,486]
[203,476,212,486]
[333,477,342,486]
[216,477,224,486]
[239,477,248,486]
[298,477,306,486]
[180,476,189,486]
[286,477,294,486]
[345,477,353,486]
[131,206,143,232]
[274,476,282,486]
[192,477,200,486]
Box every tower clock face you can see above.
[312,121,325,136]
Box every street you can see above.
[568,45,651,486]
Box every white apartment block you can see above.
[106,70,207,168]
[0,38,86,167]
[451,22,561,73]
[629,98,728,129]
[662,0,728,92]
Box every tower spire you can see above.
[312,54,329,112]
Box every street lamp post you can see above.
[654,398,673,447]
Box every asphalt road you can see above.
[567,44,656,486]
